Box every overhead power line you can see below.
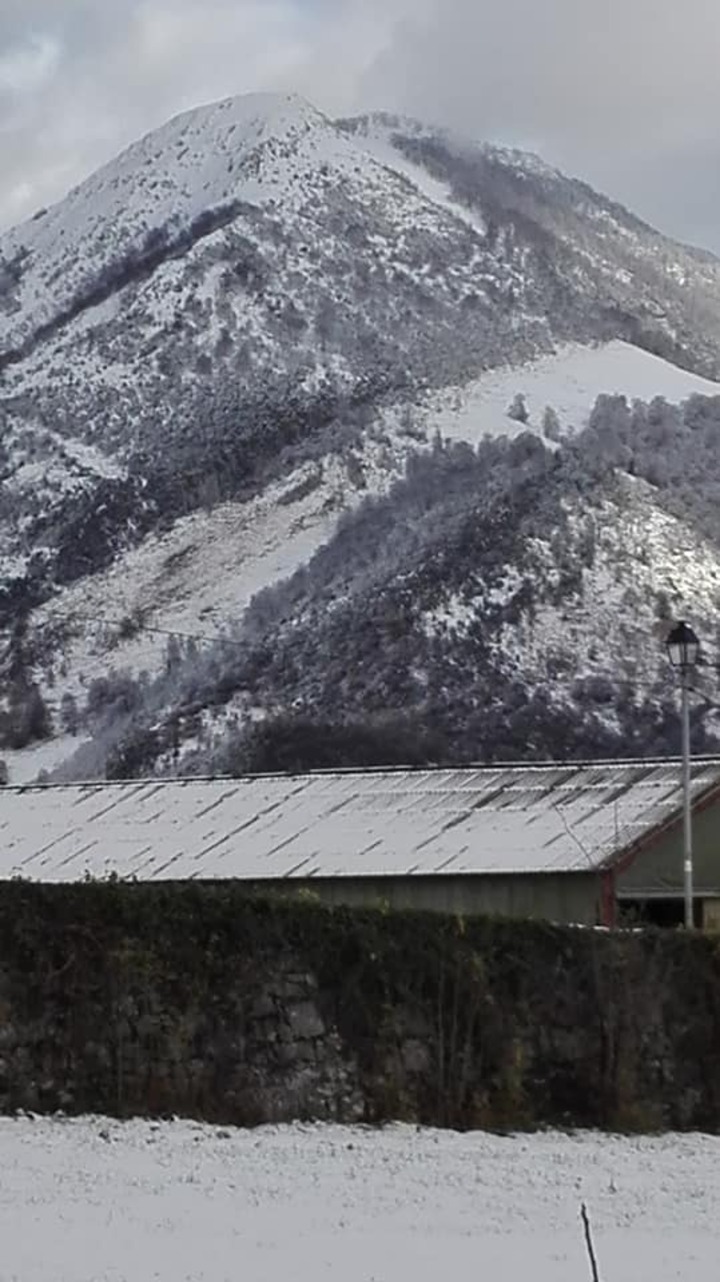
[4,608,720,699]
[26,610,248,653]
[20,612,702,693]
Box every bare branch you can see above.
[580,1202,601,1282]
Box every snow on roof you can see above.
[1,759,719,884]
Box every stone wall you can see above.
[1,881,720,1131]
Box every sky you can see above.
[1,0,720,251]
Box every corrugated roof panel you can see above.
[1,759,719,883]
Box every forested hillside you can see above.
[33,391,720,781]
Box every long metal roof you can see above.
[1,759,719,884]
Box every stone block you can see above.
[285,1001,325,1040]
[401,1039,430,1075]
[0,1022,18,1051]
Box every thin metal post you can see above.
[681,668,693,929]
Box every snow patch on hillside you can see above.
[348,115,488,237]
[423,596,478,637]
[40,446,403,659]
[392,341,720,444]
[1,733,91,786]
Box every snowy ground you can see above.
[1,1117,719,1281]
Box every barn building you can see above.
[3,758,720,927]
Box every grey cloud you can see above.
[0,0,402,230]
[358,0,720,248]
[0,1,329,228]
[1,0,719,252]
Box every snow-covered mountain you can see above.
[3,91,720,780]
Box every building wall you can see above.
[247,871,601,923]
[616,801,720,898]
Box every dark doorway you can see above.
[617,897,702,928]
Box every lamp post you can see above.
[666,621,700,929]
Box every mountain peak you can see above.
[141,89,328,152]
[7,89,330,243]
[0,89,342,355]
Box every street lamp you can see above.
[666,621,700,929]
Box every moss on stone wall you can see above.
[1,881,720,1131]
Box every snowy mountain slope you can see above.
[0,93,556,609]
[339,113,490,239]
[0,94,356,351]
[341,111,720,379]
[221,477,720,766]
[5,92,720,777]
[39,403,720,783]
[453,472,720,693]
[22,430,408,709]
[0,90,538,392]
[8,339,718,784]
[3,90,720,608]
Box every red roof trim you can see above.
[602,776,720,877]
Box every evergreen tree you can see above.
[507,392,529,424]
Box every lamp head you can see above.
[666,621,700,670]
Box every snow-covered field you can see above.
[2,1117,719,1281]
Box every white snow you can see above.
[11,340,719,786]
[351,117,488,237]
[498,475,720,687]
[423,571,525,638]
[0,93,339,345]
[33,438,403,660]
[0,733,90,786]
[395,341,720,445]
[422,595,479,637]
[58,434,125,479]
[1,1116,719,1281]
